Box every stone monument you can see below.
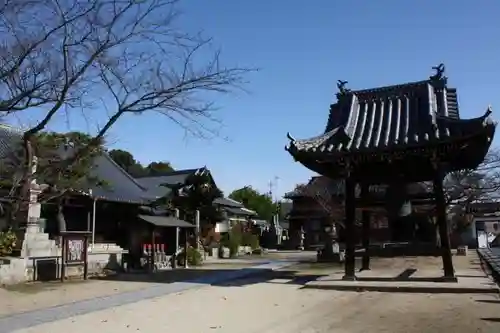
[20,156,59,258]
[317,223,344,262]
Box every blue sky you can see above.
[6,0,500,198]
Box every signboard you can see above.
[66,237,85,263]
[60,231,91,281]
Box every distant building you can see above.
[458,201,500,248]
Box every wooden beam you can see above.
[433,171,455,280]
[343,175,357,281]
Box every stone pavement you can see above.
[0,261,293,333]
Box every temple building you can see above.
[285,64,496,281]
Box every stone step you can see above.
[24,234,51,243]
[90,243,125,253]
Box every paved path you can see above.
[0,261,292,333]
[8,261,500,333]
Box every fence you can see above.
[142,243,171,270]
[477,248,500,282]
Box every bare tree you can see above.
[0,0,252,225]
[444,148,500,204]
[293,148,500,237]
[444,148,500,232]
[293,176,348,228]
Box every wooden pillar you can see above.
[361,211,371,271]
[360,184,370,271]
[343,175,357,281]
[151,226,156,272]
[433,171,455,280]
[184,228,189,268]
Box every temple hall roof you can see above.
[135,168,204,199]
[0,124,152,204]
[286,65,496,156]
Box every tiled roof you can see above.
[224,206,256,216]
[135,169,243,210]
[88,154,154,204]
[252,219,269,226]
[0,124,22,158]
[135,168,206,199]
[466,201,500,214]
[214,197,244,208]
[138,214,195,228]
[0,124,152,205]
[286,72,495,155]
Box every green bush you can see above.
[228,237,240,257]
[176,246,203,266]
[0,228,17,256]
[188,246,203,266]
[220,226,243,258]
[241,232,260,250]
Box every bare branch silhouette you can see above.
[0,0,253,227]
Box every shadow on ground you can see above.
[300,283,497,294]
[1,280,88,294]
[481,318,500,323]
[6,257,488,295]
[91,260,495,296]
[476,299,500,304]
[97,268,242,284]
[91,260,341,288]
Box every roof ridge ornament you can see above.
[486,104,493,117]
[429,63,447,82]
[482,104,496,126]
[336,80,351,100]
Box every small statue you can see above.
[336,80,349,95]
[31,155,38,175]
[430,63,446,81]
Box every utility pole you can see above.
[268,176,280,202]
[268,176,281,246]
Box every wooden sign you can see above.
[60,231,91,281]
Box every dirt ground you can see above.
[284,252,483,274]
[0,261,256,317]
[11,255,500,333]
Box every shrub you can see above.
[0,228,17,256]
[241,232,260,250]
[220,226,243,258]
[187,246,203,266]
[176,246,203,266]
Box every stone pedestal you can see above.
[19,180,59,258]
[317,241,344,262]
[20,220,59,258]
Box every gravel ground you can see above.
[9,269,500,333]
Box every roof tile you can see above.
[0,124,151,204]
[287,75,495,155]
